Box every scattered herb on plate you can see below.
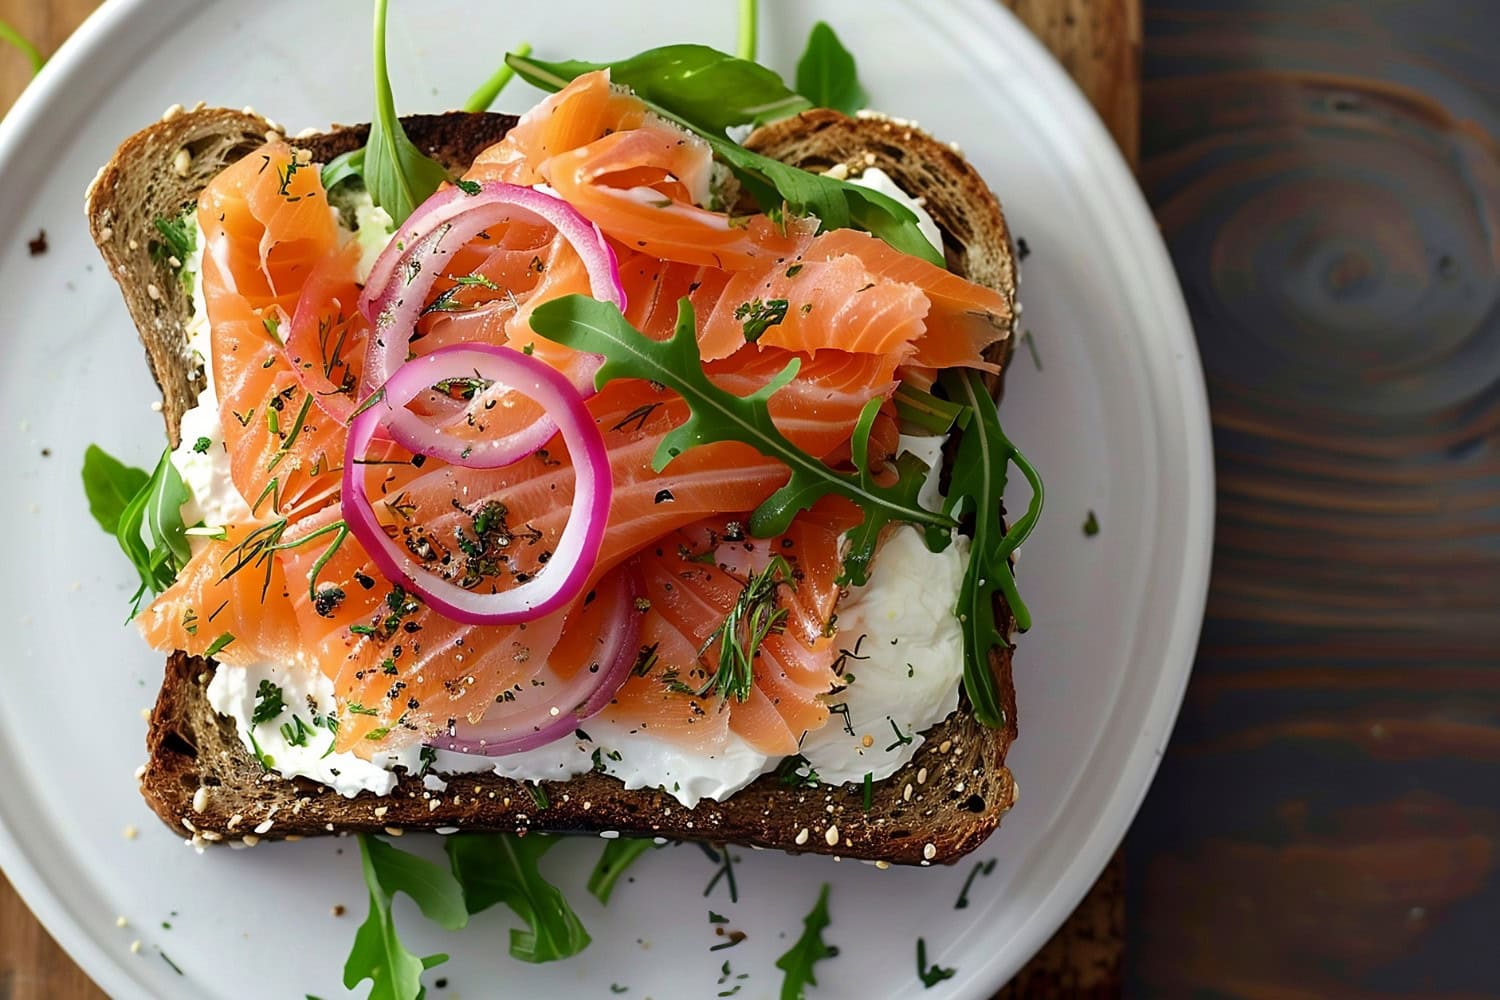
[916,937,957,988]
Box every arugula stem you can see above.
[464,42,532,113]
[372,0,392,120]
[0,18,44,75]
[737,0,758,61]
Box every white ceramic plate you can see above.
[0,1,1211,997]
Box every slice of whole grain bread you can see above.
[87,106,1019,866]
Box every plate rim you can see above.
[0,0,1215,997]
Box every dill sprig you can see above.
[696,555,793,702]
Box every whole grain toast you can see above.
[86,105,1020,866]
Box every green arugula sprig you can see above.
[505,48,941,266]
[941,369,1043,726]
[344,835,467,1000]
[795,22,866,115]
[360,0,450,224]
[775,884,837,1000]
[82,445,191,614]
[529,295,950,586]
[445,833,591,963]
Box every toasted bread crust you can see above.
[94,108,1019,865]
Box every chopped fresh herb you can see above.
[916,937,957,988]
[203,632,236,659]
[955,858,997,909]
[794,22,867,116]
[709,911,729,924]
[610,987,628,996]
[884,717,913,752]
[250,679,285,725]
[776,755,821,789]
[446,833,591,963]
[343,835,467,1000]
[700,843,739,903]
[279,715,316,748]
[1083,509,1100,537]
[157,949,184,976]
[529,296,953,587]
[527,783,549,810]
[364,726,392,741]
[588,837,655,904]
[1021,329,1043,370]
[347,702,380,717]
[711,929,747,952]
[785,263,803,278]
[245,729,274,771]
[191,436,212,454]
[775,884,836,1000]
[149,211,198,293]
[453,178,481,196]
[734,297,789,342]
[697,555,792,702]
[862,772,873,812]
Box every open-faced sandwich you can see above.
[81,4,1040,992]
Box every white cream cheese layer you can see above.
[172,171,968,808]
[798,525,968,784]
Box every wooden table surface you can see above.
[0,1,1130,998]
[1125,4,1500,997]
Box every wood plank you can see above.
[1129,2,1500,997]
[0,2,1139,997]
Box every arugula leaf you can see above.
[320,148,365,194]
[363,0,450,224]
[587,837,655,904]
[775,883,837,1000]
[505,50,941,265]
[795,22,867,115]
[528,295,953,585]
[893,383,971,435]
[343,835,467,1000]
[81,444,149,535]
[0,17,44,75]
[107,447,191,613]
[509,45,808,133]
[940,369,1044,727]
[445,833,591,963]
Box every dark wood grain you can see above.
[1128,3,1500,998]
[0,1,1138,997]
